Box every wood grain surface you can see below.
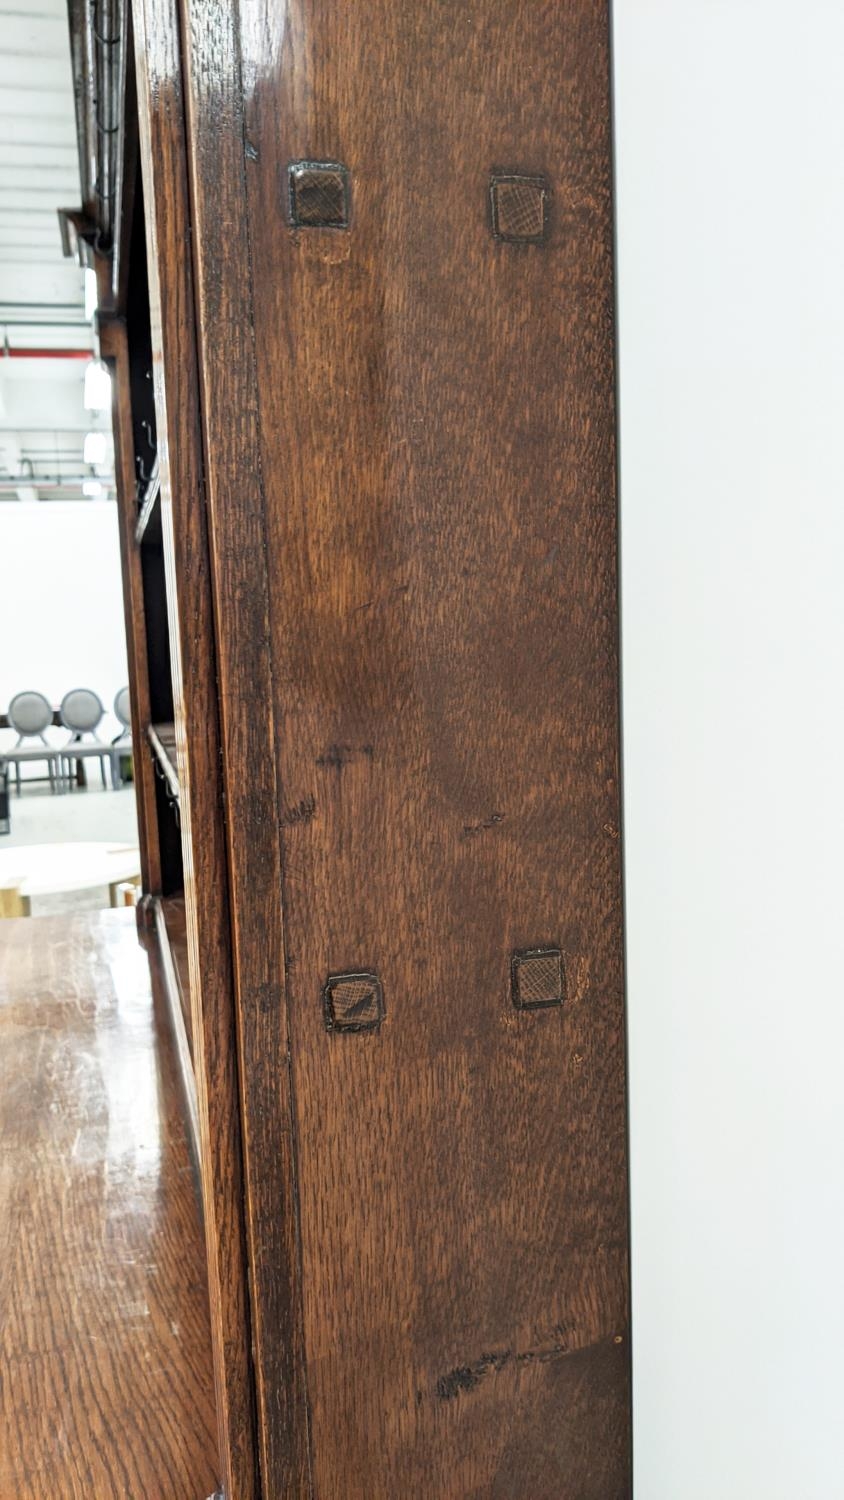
[155,894,201,1162]
[132,0,262,1487]
[171,0,629,1492]
[238,1,631,1494]
[158,892,192,1053]
[177,1,313,1491]
[0,910,218,1499]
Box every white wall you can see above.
[614,4,844,1496]
[0,501,128,757]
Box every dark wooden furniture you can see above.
[62,0,631,1494]
[0,910,219,1500]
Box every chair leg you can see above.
[100,753,108,790]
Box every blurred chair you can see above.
[110,686,133,789]
[59,688,110,790]
[2,691,61,795]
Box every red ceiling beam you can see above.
[3,348,91,360]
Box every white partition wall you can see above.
[613,4,844,1496]
[0,501,128,748]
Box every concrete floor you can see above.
[1,782,139,915]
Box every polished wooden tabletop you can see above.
[0,909,219,1499]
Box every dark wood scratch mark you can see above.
[435,1334,624,1399]
[316,744,375,769]
[461,811,504,839]
[436,1352,511,1400]
[353,582,410,614]
[344,989,376,1020]
[280,794,317,828]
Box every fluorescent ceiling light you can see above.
[82,479,103,497]
[83,360,111,412]
[84,267,98,321]
[83,430,107,465]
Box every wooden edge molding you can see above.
[152,895,202,1177]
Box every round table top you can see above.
[0,842,141,897]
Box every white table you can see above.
[0,842,141,915]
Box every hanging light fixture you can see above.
[83,359,111,412]
[83,430,107,465]
[84,267,98,321]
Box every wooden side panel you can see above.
[238,1,630,1496]
[177,0,629,1493]
[176,3,312,1494]
[130,1,260,1493]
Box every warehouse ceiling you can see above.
[0,0,113,501]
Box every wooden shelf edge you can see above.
[152,896,200,1180]
[147,721,180,802]
[134,467,161,545]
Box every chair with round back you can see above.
[114,686,131,730]
[110,686,133,789]
[60,688,110,790]
[4,691,61,795]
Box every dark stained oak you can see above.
[177,1,313,1490]
[155,894,201,1163]
[132,0,262,1488]
[65,2,258,1492]
[0,911,219,1500]
[68,0,632,1492]
[184,0,630,1494]
[158,892,192,1053]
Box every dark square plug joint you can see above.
[323,971,385,1033]
[511,948,565,1010]
[288,161,350,228]
[490,173,548,243]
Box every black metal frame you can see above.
[0,764,10,836]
